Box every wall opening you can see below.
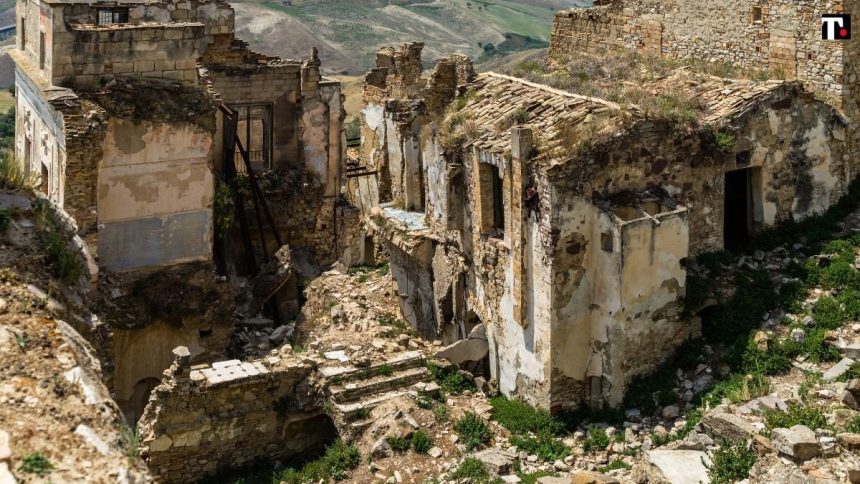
[131,377,160,424]
[724,168,759,251]
[23,137,31,174]
[231,103,273,173]
[479,162,504,237]
[38,31,44,70]
[19,17,24,50]
[752,6,763,23]
[98,8,129,25]
[40,163,48,195]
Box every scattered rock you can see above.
[772,425,821,461]
[427,446,443,458]
[646,449,711,484]
[572,470,620,483]
[500,476,522,484]
[371,437,393,459]
[844,379,860,410]
[662,405,680,419]
[700,412,757,441]
[536,477,571,484]
[474,447,518,476]
[0,430,9,462]
[837,433,860,451]
[790,328,806,342]
[823,357,855,381]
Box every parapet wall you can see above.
[139,349,333,483]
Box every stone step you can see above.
[329,366,431,403]
[331,390,410,420]
[321,350,426,385]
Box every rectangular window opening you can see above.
[40,163,48,195]
[19,17,25,50]
[38,31,45,70]
[479,162,505,237]
[98,8,129,26]
[752,6,763,23]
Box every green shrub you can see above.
[582,426,610,453]
[18,453,53,476]
[454,412,493,450]
[714,131,736,152]
[489,397,564,436]
[838,289,860,320]
[433,403,449,422]
[510,433,569,462]
[599,459,631,473]
[387,436,411,452]
[275,439,360,483]
[0,208,10,232]
[700,373,770,407]
[518,471,557,484]
[450,457,490,481]
[417,395,435,409]
[846,414,860,433]
[427,362,474,395]
[813,296,845,329]
[411,431,433,454]
[44,231,83,284]
[764,403,830,431]
[706,440,756,484]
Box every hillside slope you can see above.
[234,0,589,74]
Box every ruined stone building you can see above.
[8,0,345,422]
[353,0,860,411]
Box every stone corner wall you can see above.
[139,348,332,483]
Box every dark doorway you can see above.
[724,168,752,251]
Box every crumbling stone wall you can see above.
[139,349,331,484]
[548,0,856,113]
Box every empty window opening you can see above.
[362,236,375,266]
[19,17,25,50]
[40,163,48,195]
[38,31,44,70]
[724,167,761,251]
[479,162,504,236]
[752,6,763,23]
[98,8,129,26]
[232,103,273,173]
[23,137,31,175]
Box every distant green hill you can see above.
[233,0,589,74]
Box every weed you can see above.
[275,439,360,483]
[14,331,28,350]
[713,130,736,153]
[354,407,370,420]
[705,440,756,484]
[19,452,53,476]
[427,362,474,395]
[411,431,433,454]
[517,470,557,484]
[582,426,610,453]
[121,425,141,459]
[489,396,564,436]
[846,414,860,433]
[387,436,411,452]
[44,231,83,284]
[454,412,493,450]
[417,395,435,410]
[599,459,631,473]
[450,457,490,482]
[700,373,770,407]
[764,402,830,432]
[375,364,393,377]
[0,151,34,191]
[510,433,569,462]
[432,404,449,422]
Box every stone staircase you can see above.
[321,350,431,438]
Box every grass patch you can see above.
[454,412,493,451]
[764,403,830,432]
[433,403,449,422]
[411,431,433,454]
[489,396,564,436]
[44,231,84,284]
[0,151,34,191]
[705,440,756,484]
[275,439,360,483]
[599,459,631,473]
[387,436,411,453]
[450,457,490,482]
[509,433,569,462]
[427,361,475,395]
[846,414,860,433]
[517,470,557,484]
[18,452,53,476]
[582,425,610,453]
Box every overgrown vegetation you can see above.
[705,440,756,484]
[454,412,493,450]
[411,431,433,454]
[18,452,53,476]
[120,425,141,459]
[599,459,631,473]
[582,425,610,453]
[450,457,490,482]
[0,151,33,191]
[427,361,475,395]
[764,403,830,432]
[489,396,569,461]
[0,207,11,232]
[44,230,84,284]
[274,439,360,483]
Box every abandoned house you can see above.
[353,0,860,412]
[9,0,345,423]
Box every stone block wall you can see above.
[56,23,208,88]
[548,0,853,112]
[139,350,332,483]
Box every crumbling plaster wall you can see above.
[551,91,852,256]
[548,0,851,108]
[98,118,214,272]
[139,349,330,483]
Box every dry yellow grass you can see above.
[0,91,14,114]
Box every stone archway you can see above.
[112,320,200,424]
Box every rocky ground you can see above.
[272,201,860,484]
[0,193,150,483]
